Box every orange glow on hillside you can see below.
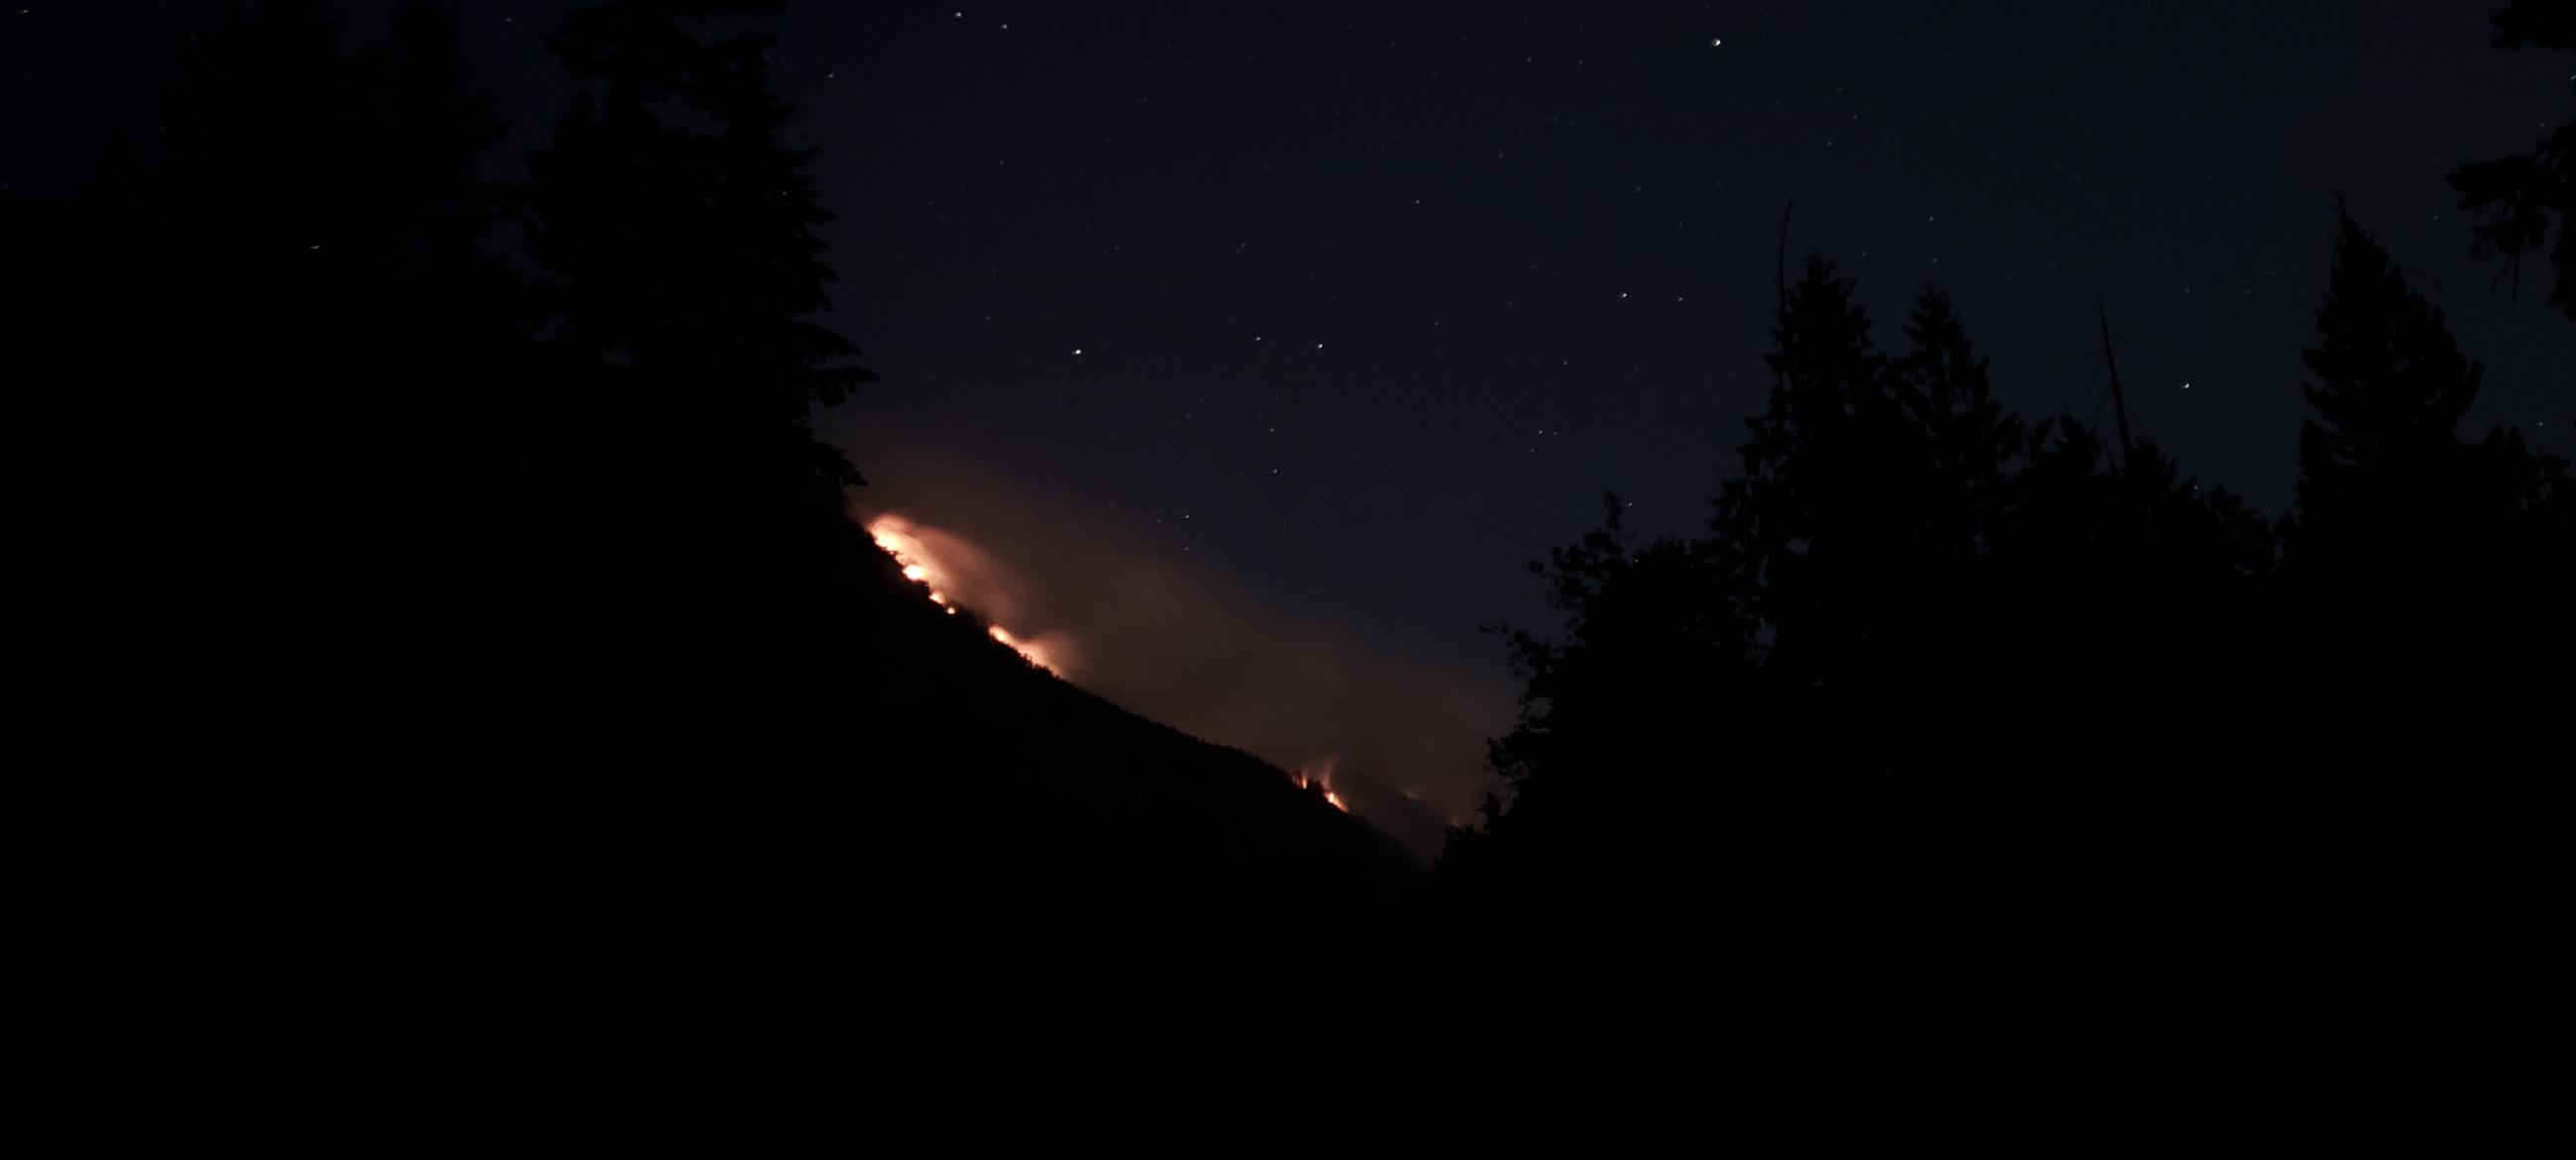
[869,511,1381,815]
[987,624,1058,674]
[870,514,1058,671]
[1293,766,1350,812]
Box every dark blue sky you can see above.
[11,0,2571,687]
[824,1,2576,681]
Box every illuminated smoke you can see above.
[985,624,1061,675]
[1293,762,1351,812]
[870,513,1073,674]
[848,459,1513,858]
[868,509,1375,811]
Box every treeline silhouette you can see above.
[9,0,2567,1017]
[5,0,1418,1007]
[1431,6,2574,1002]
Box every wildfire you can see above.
[869,510,1355,815]
[1293,766,1350,812]
[870,514,1059,674]
[870,519,953,610]
[986,624,1059,674]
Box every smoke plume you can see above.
[850,451,1513,857]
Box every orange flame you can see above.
[1293,766,1350,812]
[871,514,1057,670]
[874,512,1359,808]
[987,624,1058,674]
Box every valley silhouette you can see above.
[11,0,2567,1027]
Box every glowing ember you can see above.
[870,514,1059,672]
[1293,766,1350,812]
[987,624,1057,673]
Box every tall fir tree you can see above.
[524,0,872,510]
[2291,209,2482,573]
[512,4,890,910]
[1887,284,2021,571]
[1714,254,1909,688]
[2450,0,2575,320]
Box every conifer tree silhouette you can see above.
[2285,207,2489,666]
[524,0,872,512]
[2286,206,2572,719]
[1888,285,2022,572]
[2296,211,2482,542]
[1713,254,1913,694]
[2450,1,2575,320]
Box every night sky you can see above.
[13,2,2571,834]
